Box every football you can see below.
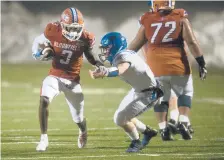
[39,45,55,61]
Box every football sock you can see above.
[170,109,179,122]
[158,121,166,130]
[41,134,48,141]
[125,127,140,140]
[179,115,189,123]
[77,119,86,133]
[134,119,147,133]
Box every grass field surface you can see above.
[2,63,224,160]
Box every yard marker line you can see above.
[3,126,224,133]
[1,127,119,132]
[3,153,224,159]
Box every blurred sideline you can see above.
[1,2,224,68]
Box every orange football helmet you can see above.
[148,0,175,12]
[60,7,84,41]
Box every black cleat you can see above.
[178,122,192,140]
[141,126,158,147]
[126,139,142,153]
[188,125,194,134]
[160,127,174,141]
[168,119,179,135]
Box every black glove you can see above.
[195,56,207,80]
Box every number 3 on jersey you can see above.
[151,21,176,43]
[60,50,73,64]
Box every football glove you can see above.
[195,56,207,80]
[199,66,207,80]
[89,66,108,79]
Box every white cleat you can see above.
[36,135,49,152]
[78,131,87,148]
[36,140,49,152]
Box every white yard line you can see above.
[195,98,224,105]
[32,88,127,95]
[3,81,224,102]
[3,153,224,159]
[1,127,119,133]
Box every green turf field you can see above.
[2,63,224,160]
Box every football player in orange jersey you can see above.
[32,7,103,151]
[128,0,207,141]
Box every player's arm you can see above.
[182,18,207,80]
[32,33,52,60]
[89,62,130,79]
[83,47,104,67]
[128,25,148,52]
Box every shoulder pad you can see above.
[44,22,61,40]
[173,9,188,18]
[139,11,154,25]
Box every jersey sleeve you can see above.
[176,8,188,18]
[139,13,147,26]
[44,22,61,41]
[113,51,135,66]
[82,30,96,49]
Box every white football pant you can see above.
[41,75,84,123]
[156,74,193,102]
[114,88,158,126]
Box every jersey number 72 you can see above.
[150,21,176,43]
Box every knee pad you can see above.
[178,95,192,108]
[154,101,169,112]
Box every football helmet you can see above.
[60,7,84,41]
[148,0,175,12]
[99,32,127,63]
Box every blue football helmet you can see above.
[99,32,127,63]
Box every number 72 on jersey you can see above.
[150,21,176,43]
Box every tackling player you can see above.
[32,7,103,151]
[128,0,207,140]
[89,32,161,152]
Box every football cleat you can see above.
[77,119,87,148]
[126,139,142,153]
[188,125,194,134]
[168,119,179,135]
[141,126,158,147]
[178,122,192,140]
[160,127,174,141]
[36,137,49,152]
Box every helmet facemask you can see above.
[61,22,84,41]
[98,45,112,62]
[149,0,175,12]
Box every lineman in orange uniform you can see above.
[128,0,207,141]
[32,7,103,151]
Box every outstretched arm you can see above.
[84,48,104,67]
[182,18,207,80]
[89,62,130,79]
[128,26,148,52]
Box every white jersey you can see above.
[112,50,157,92]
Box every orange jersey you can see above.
[140,9,191,77]
[44,22,95,82]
